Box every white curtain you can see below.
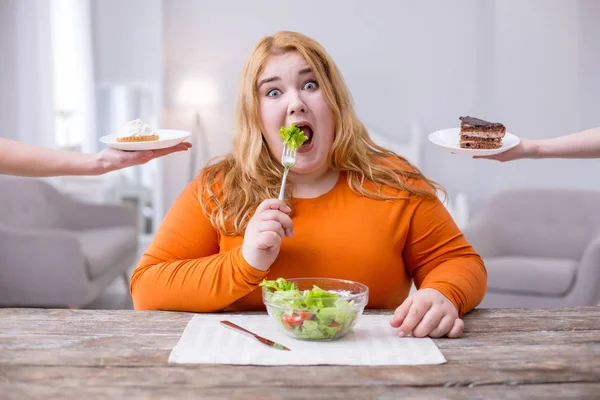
[0,0,55,147]
[0,0,96,152]
[51,0,97,153]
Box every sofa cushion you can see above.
[0,178,63,229]
[77,227,138,280]
[485,256,578,296]
[474,189,600,260]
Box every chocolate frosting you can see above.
[460,116,504,128]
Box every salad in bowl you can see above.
[260,277,369,341]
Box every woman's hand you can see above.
[473,138,538,162]
[390,288,464,338]
[94,142,192,174]
[241,199,294,271]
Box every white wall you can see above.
[91,0,162,84]
[455,0,597,205]
[579,0,600,131]
[162,0,599,213]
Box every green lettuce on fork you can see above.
[279,124,309,150]
[260,278,358,340]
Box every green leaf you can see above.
[279,124,309,150]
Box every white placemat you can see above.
[168,314,446,366]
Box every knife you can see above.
[220,320,291,351]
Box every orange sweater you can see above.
[131,172,487,316]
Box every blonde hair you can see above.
[201,31,444,235]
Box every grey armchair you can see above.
[0,177,139,308]
[464,188,600,308]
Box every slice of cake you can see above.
[117,119,159,142]
[459,116,506,149]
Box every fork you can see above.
[278,143,297,200]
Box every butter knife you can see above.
[220,320,291,351]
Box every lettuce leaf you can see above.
[279,124,309,150]
[260,277,298,292]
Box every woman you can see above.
[131,31,487,339]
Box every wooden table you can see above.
[0,307,599,399]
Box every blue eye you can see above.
[303,80,318,90]
[267,89,282,97]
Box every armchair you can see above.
[0,177,139,307]
[464,188,600,308]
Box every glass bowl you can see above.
[262,278,369,341]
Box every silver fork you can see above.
[278,143,297,200]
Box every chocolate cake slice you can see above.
[459,116,506,149]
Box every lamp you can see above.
[173,78,219,181]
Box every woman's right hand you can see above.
[473,138,538,162]
[241,199,294,271]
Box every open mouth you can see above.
[295,124,314,147]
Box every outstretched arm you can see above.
[0,138,191,177]
[477,127,600,162]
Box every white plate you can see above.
[428,128,520,156]
[99,129,191,151]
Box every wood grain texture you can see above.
[0,307,599,399]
